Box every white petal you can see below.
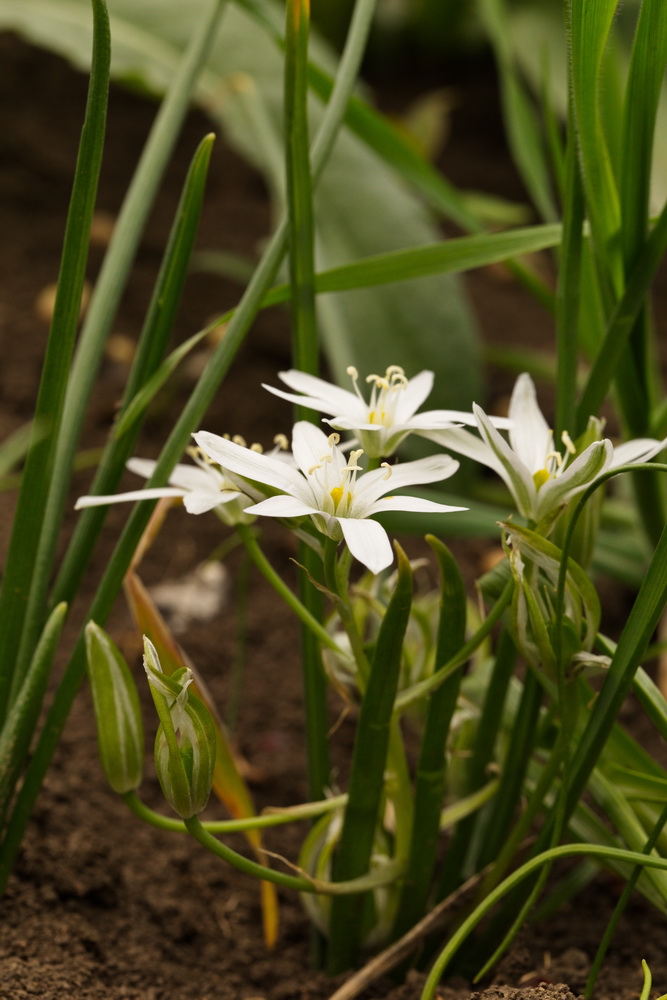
[366,496,468,515]
[422,426,503,471]
[268,370,366,418]
[126,457,158,480]
[183,490,245,515]
[354,455,460,510]
[246,495,320,518]
[337,517,394,574]
[409,408,513,430]
[474,403,536,518]
[75,487,186,509]
[194,431,307,498]
[610,437,667,468]
[394,370,434,421]
[507,373,552,472]
[290,421,335,477]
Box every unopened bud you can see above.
[143,638,216,818]
[85,622,144,794]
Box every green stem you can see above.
[123,789,346,834]
[237,525,344,657]
[183,815,404,895]
[421,843,667,1000]
[585,801,667,998]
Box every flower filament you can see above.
[346,364,409,427]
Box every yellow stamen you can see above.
[533,468,550,489]
[232,434,247,447]
[273,433,289,450]
[561,430,576,455]
[381,462,392,480]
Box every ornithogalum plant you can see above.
[3,0,667,996]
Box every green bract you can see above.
[85,622,144,795]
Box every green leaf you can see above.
[478,0,556,222]
[0,0,110,722]
[0,604,68,827]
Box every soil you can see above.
[1,31,666,1000]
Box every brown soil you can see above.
[1,32,666,1000]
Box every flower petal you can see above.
[246,495,320,518]
[290,421,337,478]
[610,437,667,468]
[365,495,468,515]
[75,487,186,509]
[507,373,552,473]
[422,426,504,472]
[337,516,394,574]
[394,370,434,421]
[194,430,307,498]
[183,490,245,515]
[474,403,537,518]
[264,370,366,419]
[127,457,220,494]
[409,409,513,430]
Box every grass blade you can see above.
[51,133,216,609]
[479,0,556,222]
[285,0,330,815]
[392,537,467,940]
[0,0,110,723]
[327,545,413,973]
[0,604,67,828]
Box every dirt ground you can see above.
[1,31,666,1000]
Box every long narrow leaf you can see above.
[0,0,109,723]
[479,0,556,222]
[51,133,216,608]
[0,604,67,828]
[327,545,413,973]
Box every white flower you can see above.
[194,422,467,574]
[263,365,511,458]
[426,372,666,525]
[75,452,249,520]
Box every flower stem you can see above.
[236,525,345,658]
[182,814,404,895]
[122,789,347,834]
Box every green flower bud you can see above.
[501,522,602,678]
[85,621,144,794]
[143,637,216,819]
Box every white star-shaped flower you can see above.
[263,365,511,458]
[194,421,467,574]
[426,372,666,526]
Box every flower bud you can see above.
[501,522,602,679]
[143,637,216,818]
[85,621,144,794]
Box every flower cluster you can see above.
[75,366,665,574]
